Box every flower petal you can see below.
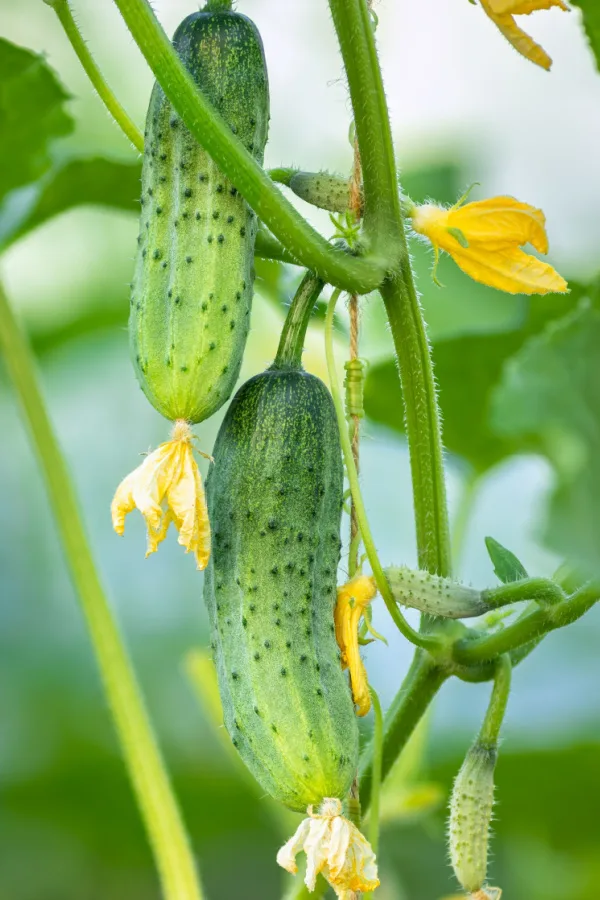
[488,0,567,14]
[447,243,568,295]
[334,576,377,717]
[303,817,333,890]
[276,818,312,876]
[447,197,549,253]
[480,1,553,69]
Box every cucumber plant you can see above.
[2,2,599,900]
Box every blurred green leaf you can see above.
[0,38,73,203]
[571,1,600,70]
[365,289,579,474]
[485,536,529,584]
[491,301,600,578]
[0,156,141,251]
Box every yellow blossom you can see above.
[334,575,378,717]
[480,0,569,70]
[277,798,380,898]
[111,420,211,569]
[410,194,568,295]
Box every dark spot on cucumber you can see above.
[270,565,279,575]
[240,227,246,237]
[230,320,235,330]
[285,640,292,649]
[212,210,220,219]
[184,187,192,198]
[207,235,213,243]
[170,117,178,128]
[231,670,239,680]
[221,304,228,313]
[161,261,167,269]
[271,724,277,733]
[227,215,234,224]
[201,302,208,311]
[253,706,260,715]
[275,619,281,627]
[236,291,242,300]
[216,184,223,193]
[174,296,181,305]
[195,211,201,220]
[280,667,287,676]
[300,654,307,663]
[230,187,238,197]
[316,688,323,697]
[264,640,271,649]
[186,256,192,264]
[198,173,206,182]
[253,652,260,661]
[156,206,163,214]
[218,234,225,243]
[180,365,188,373]
[249,603,256,612]
[297,532,304,542]
[209,342,216,350]
[159,152,167,161]
[152,249,161,259]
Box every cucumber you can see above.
[203,367,358,811]
[130,7,269,424]
[449,741,497,894]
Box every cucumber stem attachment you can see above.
[273,272,324,369]
[43,0,144,153]
[325,288,444,654]
[0,281,203,900]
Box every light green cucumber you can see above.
[130,7,269,423]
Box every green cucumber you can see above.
[130,7,269,424]
[203,366,358,811]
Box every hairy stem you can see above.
[328,0,401,265]
[454,582,599,665]
[111,0,387,293]
[325,290,443,653]
[368,686,384,853]
[379,277,452,579]
[44,0,144,152]
[0,282,202,900]
[359,652,447,811]
[479,655,512,747]
[273,272,324,369]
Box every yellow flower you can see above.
[410,194,568,295]
[111,420,211,569]
[277,798,380,898]
[480,0,569,70]
[334,575,378,717]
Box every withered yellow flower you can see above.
[111,420,211,569]
[410,195,568,295]
[335,575,378,717]
[480,0,569,70]
[277,798,380,898]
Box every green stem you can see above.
[328,0,401,265]
[368,687,384,854]
[255,228,299,265]
[454,582,599,665]
[329,0,450,578]
[482,577,565,610]
[267,167,298,188]
[0,282,202,900]
[452,470,479,565]
[44,0,144,153]
[479,655,511,747]
[325,290,443,653]
[379,277,452,579]
[273,272,324,369]
[359,651,447,812]
[111,0,387,294]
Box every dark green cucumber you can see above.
[130,8,269,423]
[203,368,358,811]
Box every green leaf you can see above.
[0,156,141,251]
[0,38,73,203]
[485,536,529,584]
[571,1,600,70]
[491,301,600,577]
[364,291,577,474]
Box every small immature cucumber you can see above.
[289,170,352,214]
[130,7,269,424]
[203,368,358,811]
[449,740,497,894]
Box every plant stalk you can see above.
[0,281,203,900]
[273,272,324,369]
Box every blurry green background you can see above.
[1,1,599,898]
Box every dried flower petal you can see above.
[277,798,379,897]
[334,576,378,717]
[111,420,210,569]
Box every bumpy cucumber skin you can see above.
[131,11,269,424]
[449,742,496,893]
[289,171,351,214]
[203,369,358,811]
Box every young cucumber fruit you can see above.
[131,8,269,424]
[203,368,358,811]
